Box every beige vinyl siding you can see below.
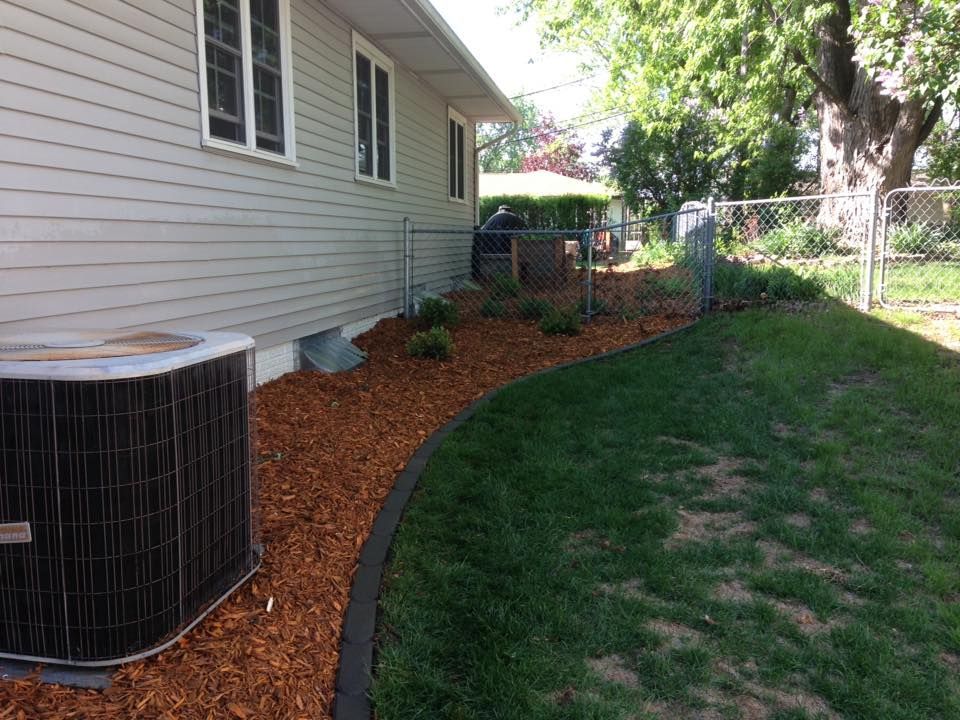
[0,0,477,351]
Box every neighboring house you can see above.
[0,0,519,382]
[479,170,624,226]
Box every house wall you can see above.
[0,0,477,373]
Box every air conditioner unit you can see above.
[0,330,260,666]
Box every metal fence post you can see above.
[403,217,413,318]
[703,197,716,313]
[860,190,880,312]
[584,230,593,322]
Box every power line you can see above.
[499,109,632,146]
[509,74,600,99]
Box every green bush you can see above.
[417,297,459,328]
[890,223,943,255]
[713,262,825,302]
[757,222,843,258]
[480,297,507,318]
[406,326,454,360]
[633,240,679,267]
[479,194,609,230]
[539,308,581,336]
[490,274,521,298]
[518,297,554,320]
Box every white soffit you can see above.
[322,0,520,123]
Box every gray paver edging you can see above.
[332,321,698,720]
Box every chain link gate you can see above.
[879,185,960,311]
[712,193,876,308]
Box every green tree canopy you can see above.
[519,0,958,200]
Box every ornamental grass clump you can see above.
[406,326,454,360]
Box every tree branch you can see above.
[916,98,944,150]
[791,49,850,114]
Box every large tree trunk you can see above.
[813,3,940,233]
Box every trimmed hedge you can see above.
[480,194,609,230]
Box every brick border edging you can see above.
[332,321,698,719]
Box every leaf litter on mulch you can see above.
[0,313,690,720]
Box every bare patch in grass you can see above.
[757,539,847,583]
[809,487,829,502]
[565,529,625,555]
[708,657,841,719]
[850,518,873,536]
[940,652,960,671]
[829,370,881,397]
[597,578,649,601]
[657,436,710,453]
[713,579,755,602]
[697,457,754,500]
[772,599,843,635]
[785,513,811,528]
[586,654,639,688]
[666,510,756,548]
[772,422,794,438]
[646,619,704,649]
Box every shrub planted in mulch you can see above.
[406,326,454,359]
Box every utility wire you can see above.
[509,74,600,99]
[497,109,632,146]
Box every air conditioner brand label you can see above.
[0,522,31,544]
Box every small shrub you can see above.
[490,274,521,298]
[518,297,554,320]
[406,326,454,360]
[758,222,843,258]
[539,308,581,336]
[480,297,507,318]
[890,223,943,255]
[417,297,459,328]
[634,240,680,267]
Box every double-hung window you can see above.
[448,108,466,202]
[197,0,296,163]
[353,32,396,185]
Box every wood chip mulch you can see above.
[0,313,690,720]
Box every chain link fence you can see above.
[405,207,710,325]
[713,193,876,308]
[879,186,960,311]
[401,185,960,326]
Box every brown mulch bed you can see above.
[0,313,691,720]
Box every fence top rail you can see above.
[715,191,873,208]
[412,207,704,237]
[885,184,960,195]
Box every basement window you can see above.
[448,108,466,202]
[353,32,396,186]
[197,0,296,165]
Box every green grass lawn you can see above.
[883,261,960,305]
[373,306,960,720]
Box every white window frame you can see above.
[448,107,467,203]
[352,31,397,187]
[195,0,297,166]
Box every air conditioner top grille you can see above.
[0,331,201,362]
